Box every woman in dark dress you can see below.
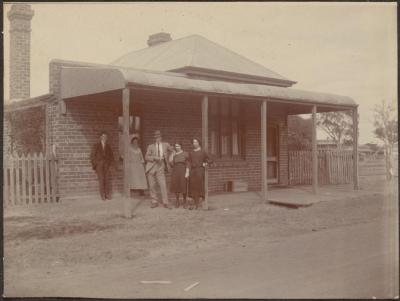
[187,138,211,210]
[169,142,189,208]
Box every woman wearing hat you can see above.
[128,135,148,194]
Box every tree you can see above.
[287,115,312,150]
[316,111,353,148]
[5,106,45,155]
[373,99,398,180]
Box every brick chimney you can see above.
[8,4,34,100]
[147,32,172,47]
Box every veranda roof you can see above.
[60,65,357,108]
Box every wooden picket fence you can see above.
[289,150,353,185]
[3,153,59,205]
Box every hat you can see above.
[130,134,140,143]
[154,130,162,138]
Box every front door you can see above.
[267,125,279,184]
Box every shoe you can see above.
[151,203,158,208]
[163,204,172,209]
[106,196,112,200]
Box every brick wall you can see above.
[51,91,123,198]
[3,115,11,156]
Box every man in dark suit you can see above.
[90,131,115,200]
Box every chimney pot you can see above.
[147,32,172,47]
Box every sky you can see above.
[3,2,397,144]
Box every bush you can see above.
[5,106,45,155]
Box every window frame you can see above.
[209,98,246,160]
[267,123,279,183]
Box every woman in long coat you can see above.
[128,136,148,194]
[187,138,211,210]
[169,142,189,208]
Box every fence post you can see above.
[4,156,9,206]
[290,151,293,185]
[33,153,39,203]
[9,154,15,205]
[311,105,318,194]
[352,107,359,189]
[333,150,336,184]
[122,88,131,218]
[15,152,21,205]
[50,154,57,202]
[21,154,27,204]
[39,153,45,203]
[27,154,33,204]
[45,155,51,203]
[260,100,268,202]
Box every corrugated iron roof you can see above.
[112,34,295,86]
[4,93,55,112]
[60,65,356,107]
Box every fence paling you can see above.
[293,151,296,184]
[332,152,336,183]
[295,151,299,184]
[291,151,295,184]
[21,155,26,204]
[45,158,51,202]
[27,157,33,204]
[333,152,338,184]
[32,154,37,203]
[4,163,8,205]
[294,151,297,184]
[50,157,56,202]
[9,158,14,205]
[39,153,45,202]
[16,156,21,204]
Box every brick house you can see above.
[5,27,360,201]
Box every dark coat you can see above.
[90,142,114,170]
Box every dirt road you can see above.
[5,217,398,298]
[4,180,398,298]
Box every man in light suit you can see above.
[145,130,173,209]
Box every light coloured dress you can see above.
[128,146,148,190]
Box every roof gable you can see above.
[111,34,296,87]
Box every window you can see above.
[267,125,279,182]
[209,99,245,158]
[118,103,143,159]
